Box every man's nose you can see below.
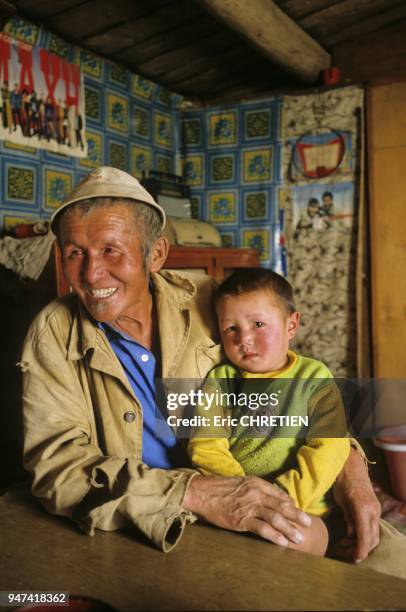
[81,255,105,284]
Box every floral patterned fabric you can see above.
[286,225,357,377]
[281,86,364,377]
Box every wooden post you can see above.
[197,0,331,82]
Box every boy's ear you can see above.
[287,311,300,340]
[148,236,169,273]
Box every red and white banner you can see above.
[0,34,86,156]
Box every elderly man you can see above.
[22,167,390,569]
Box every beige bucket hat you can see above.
[50,166,166,234]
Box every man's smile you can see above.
[87,287,118,298]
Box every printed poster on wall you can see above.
[0,33,87,157]
[292,183,354,235]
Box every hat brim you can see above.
[50,186,166,235]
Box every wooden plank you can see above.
[83,0,202,55]
[333,20,406,84]
[198,70,292,102]
[175,62,259,95]
[197,0,330,82]
[132,29,241,80]
[14,0,86,19]
[45,0,171,41]
[273,0,341,21]
[177,70,274,101]
[327,3,406,46]
[172,49,281,92]
[203,84,277,105]
[277,0,334,19]
[198,79,281,103]
[298,0,406,41]
[115,14,221,66]
[368,84,406,377]
[299,0,405,28]
[369,81,406,149]
[164,247,259,282]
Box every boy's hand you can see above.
[182,474,311,547]
[334,447,381,562]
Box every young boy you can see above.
[187,268,350,556]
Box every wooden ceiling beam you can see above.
[196,0,330,82]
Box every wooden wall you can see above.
[368,82,406,377]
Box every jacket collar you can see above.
[151,269,197,306]
[67,298,97,361]
[151,270,196,378]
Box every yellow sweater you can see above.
[188,351,350,516]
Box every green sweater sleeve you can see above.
[276,383,350,514]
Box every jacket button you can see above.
[124,411,136,423]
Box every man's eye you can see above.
[255,321,265,328]
[104,247,118,255]
[225,326,237,333]
[66,249,83,259]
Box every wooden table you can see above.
[1,485,406,611]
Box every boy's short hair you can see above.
[214,268,296,314]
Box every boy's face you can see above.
[216,289,300,373]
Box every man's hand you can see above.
[334,447,381,562]
[182,474,311,547]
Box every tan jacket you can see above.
[21,270,222,551]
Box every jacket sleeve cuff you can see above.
[150,470,198,552]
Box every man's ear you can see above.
[149,236,169,273]
[287,311,300,340]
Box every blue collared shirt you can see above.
[100,323,179,469]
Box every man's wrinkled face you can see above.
[60,204,150,323]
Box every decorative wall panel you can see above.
[0,16,181,235]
